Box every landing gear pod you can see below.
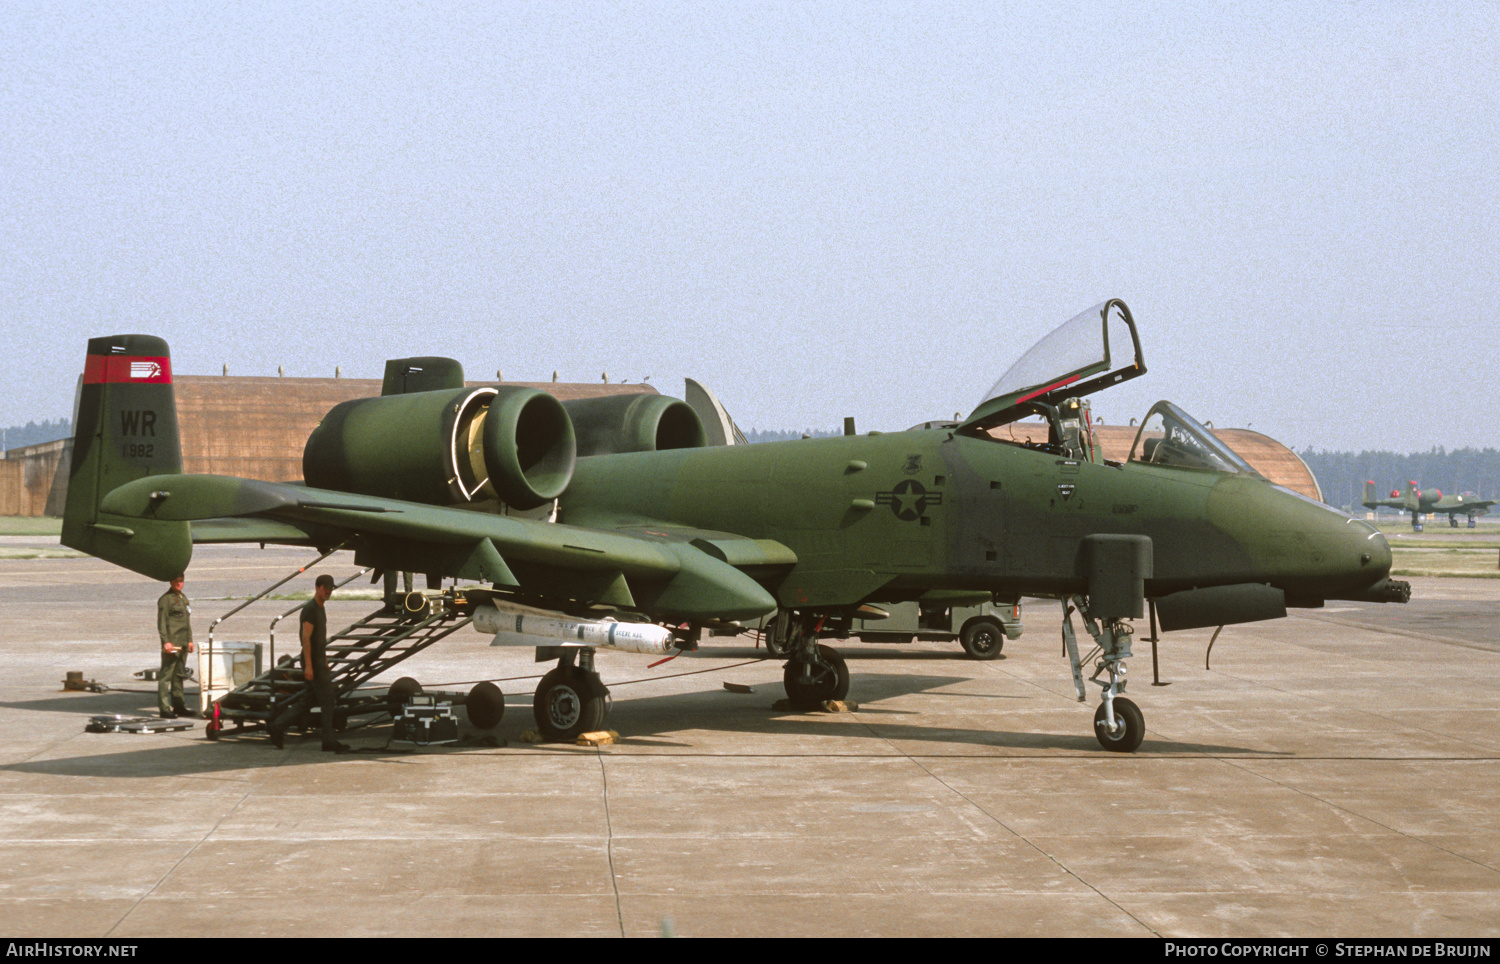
[303,386,576,508]
[564,394,707,457]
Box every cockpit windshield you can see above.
[1128,401,1263,477]
[960,299,1145,432]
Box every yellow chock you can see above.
[577,730,618,746]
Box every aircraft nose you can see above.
[1344,516,1392,579]
[1209,480,1404,602]
[1340,519,1410,602]
[1296,501,1392,595]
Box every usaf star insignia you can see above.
[875,479,943,521]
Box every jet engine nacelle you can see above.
[303,386,576,509]
[564,394,707,457]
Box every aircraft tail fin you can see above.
[61,335,193,580]
[1362,480,1378,506]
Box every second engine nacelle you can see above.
[304,385,576,510]
[563,394,707,457]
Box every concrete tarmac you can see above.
[0,541,1497,938]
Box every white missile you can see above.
[473,604,678,655]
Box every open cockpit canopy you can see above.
[1128,401,1264,478]
[960,299,1145,433]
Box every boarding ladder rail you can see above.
[200,543,359,704]
[203,541,350,653]
[264,566,377,665]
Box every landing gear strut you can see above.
[532,649,610,741]
[1064,597,1145,752]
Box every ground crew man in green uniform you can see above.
[301,574,348,752]
[157,574,194,718]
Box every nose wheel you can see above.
[1093,697,1145,752]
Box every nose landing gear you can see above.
[1064,597,1146,752]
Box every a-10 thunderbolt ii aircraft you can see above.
[62,300,1410,752]
[1362,480,1494,531]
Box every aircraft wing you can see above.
[97,474,779,621]
[568,519,797,577]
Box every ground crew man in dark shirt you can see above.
[301,574,347,752]
[157,575,194,718]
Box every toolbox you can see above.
[392,695,459,745]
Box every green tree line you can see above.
[0,419,71,452]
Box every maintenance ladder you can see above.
[210,604,474,742]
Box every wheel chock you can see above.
[771,698,859,713]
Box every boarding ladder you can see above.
[210,602,473,741]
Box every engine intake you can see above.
[564,394,707,457]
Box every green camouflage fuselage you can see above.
[561,429,1393,610]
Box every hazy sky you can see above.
[2,1,1495,453]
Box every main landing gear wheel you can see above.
[466,681,505,729]
[1094,697,1145,753]
[533,667,608,741]
[959,618,1005,660]
[782,644,850,710]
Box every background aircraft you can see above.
[1362,480,1494,531]
[63,300,1409,752]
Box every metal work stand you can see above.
[207,599,473,744]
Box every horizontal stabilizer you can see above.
[101,474,410,522]
[190,518,321,545]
